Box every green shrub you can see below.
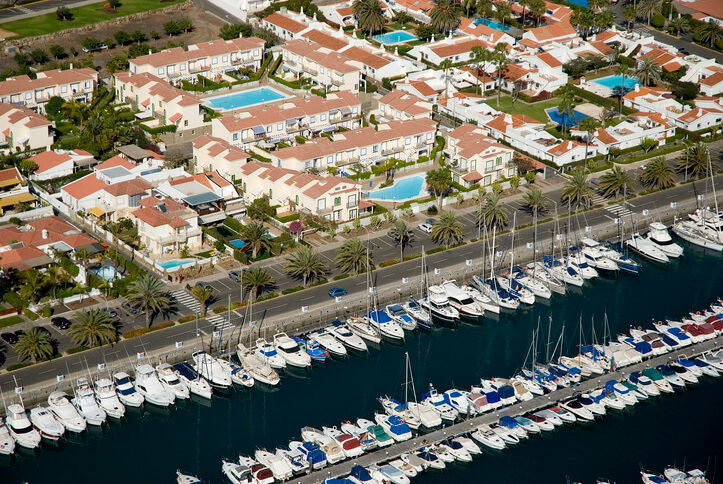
[282,286,304,295]
[60,257,80,277]
[234,249,248,264]
[122,328,148,338]
[223,216,243,232]
[333,273,351,281]
[6,362,33,372]
[256,292,279,302]
[66,346,89,355]
[427,246,446,254]
[651,14,665,28]
[427,205,438,215]
[379,259,400,267]
[23,308,39,321]
[43,305,52,317]
[3,292,23,308]
[178,315,196,323]
[140,124,177,135]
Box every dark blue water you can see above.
[2,244,723,483]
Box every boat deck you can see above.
[290,336,723,483]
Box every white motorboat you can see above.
[421,384,459,423]
[511,375,545,396]
[628,372,662,396]
[440,281,484,318]
[672,219,723,252]
[221,461,254,484]
[176,471,206,484]
[401,299,433,327]
[526,413,556,431]
[173,362,214,399]
[112,372,144,407]
[300,426,346,463]
[378,396,421,430]
[460,283,501,313]
[580,238,619,272]
[0,425,15,455]
[514,416,541,434]
[470,424,506,450]
[439,438,472,462]
[374,413,412,442]
[275,446,310,475]
[498,377,533,401]
[273,332,312,367]
[668,362,698,384]
[421,285,460,323]
[5,404,41,449]
[443,388,476,414]
[400,453,427,473]
[545,257,584,287]
[512,270,552,299]
[454,436,482,455]
[309,329,348,357]
[652,322,693,347]
[385,304,418,331]
[605,380,638,406]
[698,353,723,373]
[389,458,418,478]
[579,394,606,416]
[156,363,190,399]
[73,377,106,425]
[591,388,626,410]
[405,401,442,429]
[93,378,126,419]
[559,399,594,421]
[356,418,394,448]
[415,450,445,469]
[192,351,232,390]
[472,275,521,309]
[288,440,328,470]
[238,456,275,484]
[566,251,598,279]
[135,364,176,406]
[220,359,255,388]
[254,449,294,481]
[366,310,406,340]
[322,426,363,458]
[47,391,86,432]
[495,274,536,305]
[340,421,377,452]
[491,424,519,445]
[236,343,280,386]
[559,355,602,376]
[327,320,368,352]
[646,222,683,257]
[626,233,669,263]
[370,464,410,484]
[29,406,64,441]
[534,406,575,425]
[525,262,566,295]
[346,316,383,343]
[255,338,286,369]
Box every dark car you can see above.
[328,287,347,298]
[186,282,213,291]
[32,326,51,337]
[387,230,415,241]
[426,218,437,226]
[1,332,18,344]
[100,307,118,319]
[123,300,141,314]
[51,317,72,330]
[229,270,242,283]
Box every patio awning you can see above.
[323,126,335,132]
[359,200,375,209]
[0,192,35,207]
[199,212,227,224]
[90,207,106,217]
[339,106,352,115]
[329,108,340,114]
[0,177,20,188]
[251,126,265,135]
[286,119,297,125]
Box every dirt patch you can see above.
[0,27,16,39]
[66,297,100,310]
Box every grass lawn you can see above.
[0,315,25,328]
[0,0,184,39]
[493,95,562,124]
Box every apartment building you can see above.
[0,67,98,112]
[0,103,52,151]
[192,135,250,181]
[131,197,202,256]
[445,123,516,187]
[280,39,362,92]
[376,90,433,122]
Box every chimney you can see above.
[42,229,48,239]
[634,84,640,92]
[69,63,73,70]
[238,32,243,38]
[567,141,573,149]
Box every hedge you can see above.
[23,308,39,321]
[122,321,175,339]
[140,124,178,135]
[3,292,23,308]
[212,302,243,314]
[67,346,90,355]
[256,292,279,302]
[333,273,351,281]
[379,259,400,267]
[178,315,196,323]
[224,216,244,233]
[282,286,304,295]
[6,362,33,372]
[277,213,300,223]
[427,246,447,254]
[60,256,80,277]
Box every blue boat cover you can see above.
[632,340,652,354]
[367,310,392,324]
[417,451,438,462]
[578,395,594,405]
[604,380,621,392]
[656,365,675,376]
[350,465,373,482]
[332,320,345,327]
[173,362,198,381]
[323,479,354,484]
[648,477,667,484]
[661,334,679,347]
[497,385,515,399]
[301,442,327,465]
[483,390,501,404]
[499,416,518,428]
[388,305,404,312]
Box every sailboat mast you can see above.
[490,225,496,280]
[709,152,721,238]
[509,212,516,277]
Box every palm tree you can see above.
[352,0,386,36]
[492,43,508,108]
[335,237,370,275]
[640,156,675,190]
[561,169,594,209]
[598,166,634,198]
[476,0,492,18]
[623,4,637,30]
[283,246,328,286]
[634,57,662,86]
[430,0,461,34]
[668,16,690,36]
[390,219,412,260]
[676,142,716,178]
[697,20,723,48]
[469,46,490,94]
[439,58,453,98]
[45,265,60,300]
[578,117,600,164]
[126,274,171,327]
[557,89,575,139]
[15,328,54,363]
[379,157,396,182]
[69,308,118,348]
[241,222,274,259]
[519,0,530,26]
[19,269,44,303]
[241,267,275,301]
[426,167,452,212]
[476,192,508,230]
[494,2,512,28]
[615,64,631,117]
[431,210,464,248]
[522,188,549,214]
[61,100,89,125]
[529,0,546,27]
[636,0,659,25]
[191,285,214,315]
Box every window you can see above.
[310,115,316,123]
[352,106,358,114]
[84,81,91,89]
[253,49,260,56]
[508,168,515,177]
[222,55,228,63]
[471,160,476,171]
[129,194,142,207]
[277,122,283,131]
[350,208,357,219]
[168,65,175,74]
[266,126,272,133]
[334,196,341,206]
[373,145,378,153]
[305,161,311,169]
[277,159,281,167]
[317,198,326,210]
[405,137,411,146]
[327,155,333,164]
[348,194,356,205]
[233,133,238,141]
[295,195,299,205]
[496,156,502,165]
[61,86,67,93]
[25,92,31,100]
[180,64,186,71]
[396,112,401,119]
[486,160,493,172]
[212,57,218,65]
[426,132,433,140]
[269,188,273,199]
[232,175,235,182]
[157,67,164,75]
[184,120,188,127]
[321,114,327,121]
[320,67,325,75]
[484,175,492,185]
[360,147,367,156]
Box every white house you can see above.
[0,103,52,151]
[280,39,362,92]
[445,123,516,187]
[29,150,75,181]
[192,135,250,182]
[588,112,676,155]
[376,90,433,122]
[700,72,723,96]
[0,67,98,112]
[131,197,202,255]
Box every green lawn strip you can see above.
[1,0,184,39]
[0,315,24,328]
[492,96,560,124]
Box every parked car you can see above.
[426,218,437,226]
[82,43,108,53]
[100,307,118,319]
[186,282,212,292]
[387,230,415,241]
[328,287,347,298]
[32,326,52,337]
[229,270,242,283]
[417,223,433,234]
[51,317,72,329]
[1,332,17,344]
[123,300,141,314]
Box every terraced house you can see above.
[0,103,52,151]
[0,67,98,112]
[280,39,362,92]
[445,123,516,188]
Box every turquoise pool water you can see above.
[474,17,512,32]
[565,0,588,7]
[229,239,246,249]
[156,259,195,270]
[204,87,287,111]
[591,74,640,91]
[546,107,590,128]
[368,175,424,201]
[95,266,119,282]
[372,30,418,44]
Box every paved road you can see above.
[0,0,100,23]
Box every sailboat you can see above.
[674,156,723,251]
[496,213,536,304]
[478,225,520,309]
[236,343,281,386]
[402,247,434,327]
[527,217,566,295]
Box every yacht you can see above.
[559,399,594,421]
[640,368,674,393]
[356,418,395,448]
[646,222,683,257]
[236,343,280,386]
[421,285,460,323]
[491,424,519,445]
[439,438,472,462]
[73,377,107,426]
[273,332,312,367]
[389,459,419,478]
[238,456,275,484]
[300,427,346,463]
[47,391,86,432]
[218,358,254,389]
[454,436,482,455]
[365,310,405,341]
[0,424,15,455]
[534,405,576,424]
[421,385,459,424]
[221,461,254,484]
[440,281,484,319]
[176,471,208,484]
[526,414,555,431]
[5,404,41,449]
[672,219,723,252]
[29,406,64,441]
[349,464,379,484]
[379,396,422,430]
[254,449,294,481]
[399,453,427,473]
[346,315,383,343]
[340,421,378,452]
[385,304,418,331]
[372,464,411,484]
[135,364,176,406]
[309,329,348,357]
[374,414,412,442]
[628,372,661,396]
[94,378,126,418]
[327,320,368,352]
[255,338,286,369]
[470,424,507,450]
[112,372,144,407]
[512,269,552,299]
[156,363,190,399]
[415,450,446,469]
[604,380,638,406]
[566,250,599,279]
[656,364,686,389]
[580,238,619,272]
[459,282,501,313]
[322,427,363,458]
[626,233,669,263]
[288,440,327,470]
[401,299,433,328]
[173,362,214,399]
[192,351,232,390]
[444,388,477,414]
[275,446,311,475]
[544,257,584,287]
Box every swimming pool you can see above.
[368,175,425,201]
[156,259,195,270]
[565,0,588,7]
[373,30,418,44]
[229,239,246,249]
[591,74,641,91]
[204,87,287,111]
[473,18,512,32]
[96,266,119,282]
[545,107,590,128]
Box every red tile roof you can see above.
[61,173,107,200]
[30,150,72,174]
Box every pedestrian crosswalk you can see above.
[172,290,235,330]
[591,195,606,207]
[607,202,634,218]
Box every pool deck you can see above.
[366,173,428,205]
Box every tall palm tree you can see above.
[529,0,546,27]
[697,20,723,48]
[494,2,512,28]
[615,64,631,117]
[561,169,594,209]
[241,267,275,301]
[439,58,453,98]
[242,222,274,259]
[519,0,530,26]
[69,308,118,348]
[45,265,60,300]
[492,43,508,108]
[431,210,464,248]
[15,328,54,363]
[191,285,214,315]
[634,57,662,86]
[598,166,634,198]
[283,245,328,286]
[352,0,386,36]
[469,46,490,94]
[126,274,171,327]
[19,269,44,303]
[430,0,461,34]
[522,188,549,214]
[676,142,716,178]
[557,89,575,139]
[636,0,659,25]
[426,167,452,212]
[477,192,508,230]
[622,4,637,30]
[668,16,690,36]
[335,237,370,275]
[578,117,600,164]
[640,156,675,189]
[390,219,412,260]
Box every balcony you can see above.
[450,163,469,176]
[414,141,429,149]
[347,200,358,209]
[382,146,402,156]
[316,205,333,215]
[331,78,344,87]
